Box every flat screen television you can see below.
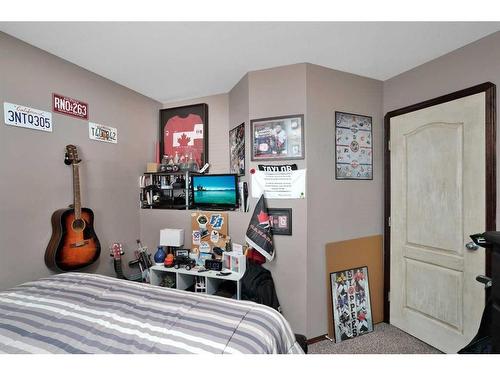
[191,174,239,210]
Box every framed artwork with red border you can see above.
[268,208,292,235]
[160,103,209,170]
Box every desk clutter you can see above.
[144,213,247,299]
[111,199,282,308]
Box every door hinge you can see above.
[388,291,391,302]
[388,216,391,227]
[388,139,391,151]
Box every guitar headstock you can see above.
[65,144,81,165]
[110,243,124,260]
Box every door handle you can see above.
[465,241,479,251]
[476,275,492,288]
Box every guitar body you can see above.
[45,145,101,272]
[45,207,101,272]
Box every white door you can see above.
[390,92,486,353]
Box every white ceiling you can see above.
[1,22,500,103]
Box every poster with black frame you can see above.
[330,266,373,342]
[159,103,208,172]
[268,208,292,235]
[251,114,304,161]
[229,122,245,175]
[335,111,373,180]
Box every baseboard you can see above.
[306,334,329,345]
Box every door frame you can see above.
[383,82,496,322]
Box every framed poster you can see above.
[160,103,208,171]
[251,114,304,161]
[268,208,292,235]
[330,266,373,343]
[229,122,245,176]
[335,111,373,180]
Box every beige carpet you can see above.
[308,323,442,354]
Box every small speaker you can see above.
[205,259,222,271]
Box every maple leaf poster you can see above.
[160,103,208,170]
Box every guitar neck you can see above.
[113,259,126,279]
[73,163,82,219]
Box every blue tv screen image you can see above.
[192,174,238,208]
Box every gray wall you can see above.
[0,32,161,289]
[139,66,310,334]
[248,64,309,334]
[305,63,384,337]
[383,30,500,223]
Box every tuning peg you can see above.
[64,152,71,165]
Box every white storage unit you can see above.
[149,265,243,300]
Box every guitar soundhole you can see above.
[72,218,86,232]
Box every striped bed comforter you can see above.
[0,273,303,354]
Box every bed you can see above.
[0,272,303,354]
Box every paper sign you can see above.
[89,122,117,144]
[251,168,306,199]
[53,93,88,120]
[4,102,52,132]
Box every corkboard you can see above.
[325,235,384,339]
[191,212,230,258]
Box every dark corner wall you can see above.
[0,32,161,289]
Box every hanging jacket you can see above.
[241,260,281,312]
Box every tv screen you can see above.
[191,174,239,210]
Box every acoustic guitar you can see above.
[45,145,101,271]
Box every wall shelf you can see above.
[139,171,200,210]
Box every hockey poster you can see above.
[335,111,373,180]
[330,266,373,342]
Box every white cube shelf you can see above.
[149,265,243,300]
